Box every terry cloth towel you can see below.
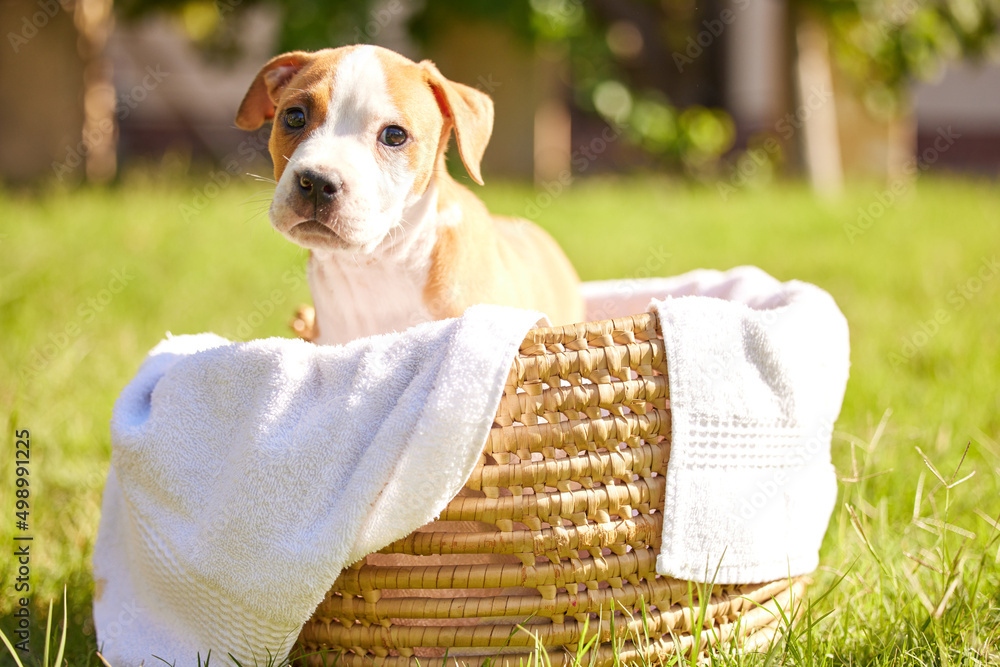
[92,305,541,666]
[581,266,850,584]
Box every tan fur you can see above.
[420,61,494,186]
[425,175,582,325]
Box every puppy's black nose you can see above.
[296,169,343,204]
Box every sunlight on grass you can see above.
[0,173,997,665]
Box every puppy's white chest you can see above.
[308,255,433,346]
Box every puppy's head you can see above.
[235,45,494,255]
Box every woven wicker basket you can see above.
[292,312,807,666]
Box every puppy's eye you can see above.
[284,108,306,129]
[379,125,408,147]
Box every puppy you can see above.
[235,44,583,345]
[237,45,575,646]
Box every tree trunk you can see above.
[789,4,843,196]
[75,0,117,183]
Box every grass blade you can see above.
[54,588,68,667]
[45,597,54,667]
[0,629,26,667]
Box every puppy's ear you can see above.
[421,60,494,186]
[236,51,313,131]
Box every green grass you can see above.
[1,172,998,665]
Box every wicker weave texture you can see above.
[294,313,805,665]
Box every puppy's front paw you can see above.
[291,304,320,342]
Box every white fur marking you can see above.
[270,46,418,254]
[309,180,441,345]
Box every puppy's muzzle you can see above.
[297,169,344,207]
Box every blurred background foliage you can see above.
[810,0,1000,114]
[111,0,1000,173]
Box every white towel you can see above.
[582,266,850,583]
[92,305,541,666]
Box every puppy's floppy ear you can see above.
[421,60,494,186]
[235,51,314,131]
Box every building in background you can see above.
[914,62,1000,174]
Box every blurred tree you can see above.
[790,0,1000,183]
[801,0,1000,114]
